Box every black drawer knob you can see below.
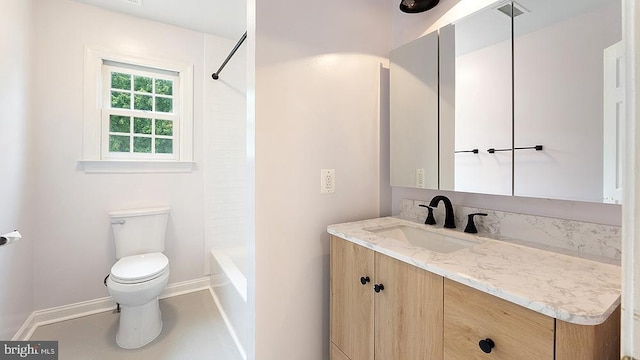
[479,338,495,353]
[373,284,385,293]
[360,276,370,285]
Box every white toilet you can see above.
[106,207,171,349]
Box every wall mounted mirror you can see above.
[441,4,513,196]
[389,0,623,204]
[512,0,622,203]
[390,31,439,189]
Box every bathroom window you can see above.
[82,48,194,173]
[103,63,179,160]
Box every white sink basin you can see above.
[365,225,478,253]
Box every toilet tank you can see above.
[109,207,170,259]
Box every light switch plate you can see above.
[321,169,335,194]
[416,168,425,188]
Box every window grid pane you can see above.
[155,79,173,95]
[109,135,130,153]
[155,97,173,113]
[111,72,131,91]
[133,137,152,153]
[111,91,131,109]
[134,94,153,111]
[156,138,173,154]
[134,76,152,93]
[155,119,173,136]
[110,115,130,133]
[134,117,152,134]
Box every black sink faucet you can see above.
[429,195,456,229]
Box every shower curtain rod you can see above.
[211,31,247,80]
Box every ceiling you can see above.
[71,0,246,40]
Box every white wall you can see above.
[29,0,235,310]
[253,0,391,358]
[204,34,249,352]
[621,0,640,356]
[204,37,248,272]
[0,0,34,339]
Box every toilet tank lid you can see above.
[109,207,170,219]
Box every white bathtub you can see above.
[210,247,247,302]
[210,247,249,357]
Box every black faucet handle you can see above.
[419,204,437,225]
[464,213,488,233]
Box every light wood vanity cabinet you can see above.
[330,235,375,360]
[330,235,443,360]
[444,279,620,360]
[330,235,620,360]
[444,279,555,359]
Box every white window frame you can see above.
[81,47,194,173]
[102,64,180,161]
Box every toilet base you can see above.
[116,297,163,349]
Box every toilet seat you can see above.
[110,252,169,284]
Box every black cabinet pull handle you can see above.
[479,338,495,353]
[360,276,370,285]
[373,284,385,293]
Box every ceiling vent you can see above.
[119,0,142,5]
[497,2,528,18]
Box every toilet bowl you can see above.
[107,253,170,349]
[106,207,171,349]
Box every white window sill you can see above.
[79,160,195,174]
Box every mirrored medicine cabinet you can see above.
[390,0,623,204]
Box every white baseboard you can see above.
[159,277,211,300]
[13,276,211,341]
[208,288,247,360]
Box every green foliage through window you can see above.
[134,76,152,93]
[110,115,130,133]
[155,120,173,136]
[155,79,173,95]
[156,139,173,154]
[133,137,152,153]
[111,73,131,90]
[134,118,152,134]
[107,68,177,157]
[155,97,173,113]
[134,94,153,111]
[111,91,131,109]
[109,135,130,152]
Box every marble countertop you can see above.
[327,216,621,326]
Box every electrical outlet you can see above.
[321,169,335,194]
[416,169,425,188]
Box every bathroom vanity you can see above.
[328,217,621,360]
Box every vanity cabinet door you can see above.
[444,279,554,360]
[330,235,374,360]
[375,253,444,360]
[331,342,351,360]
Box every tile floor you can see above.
[30,290,242,360]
